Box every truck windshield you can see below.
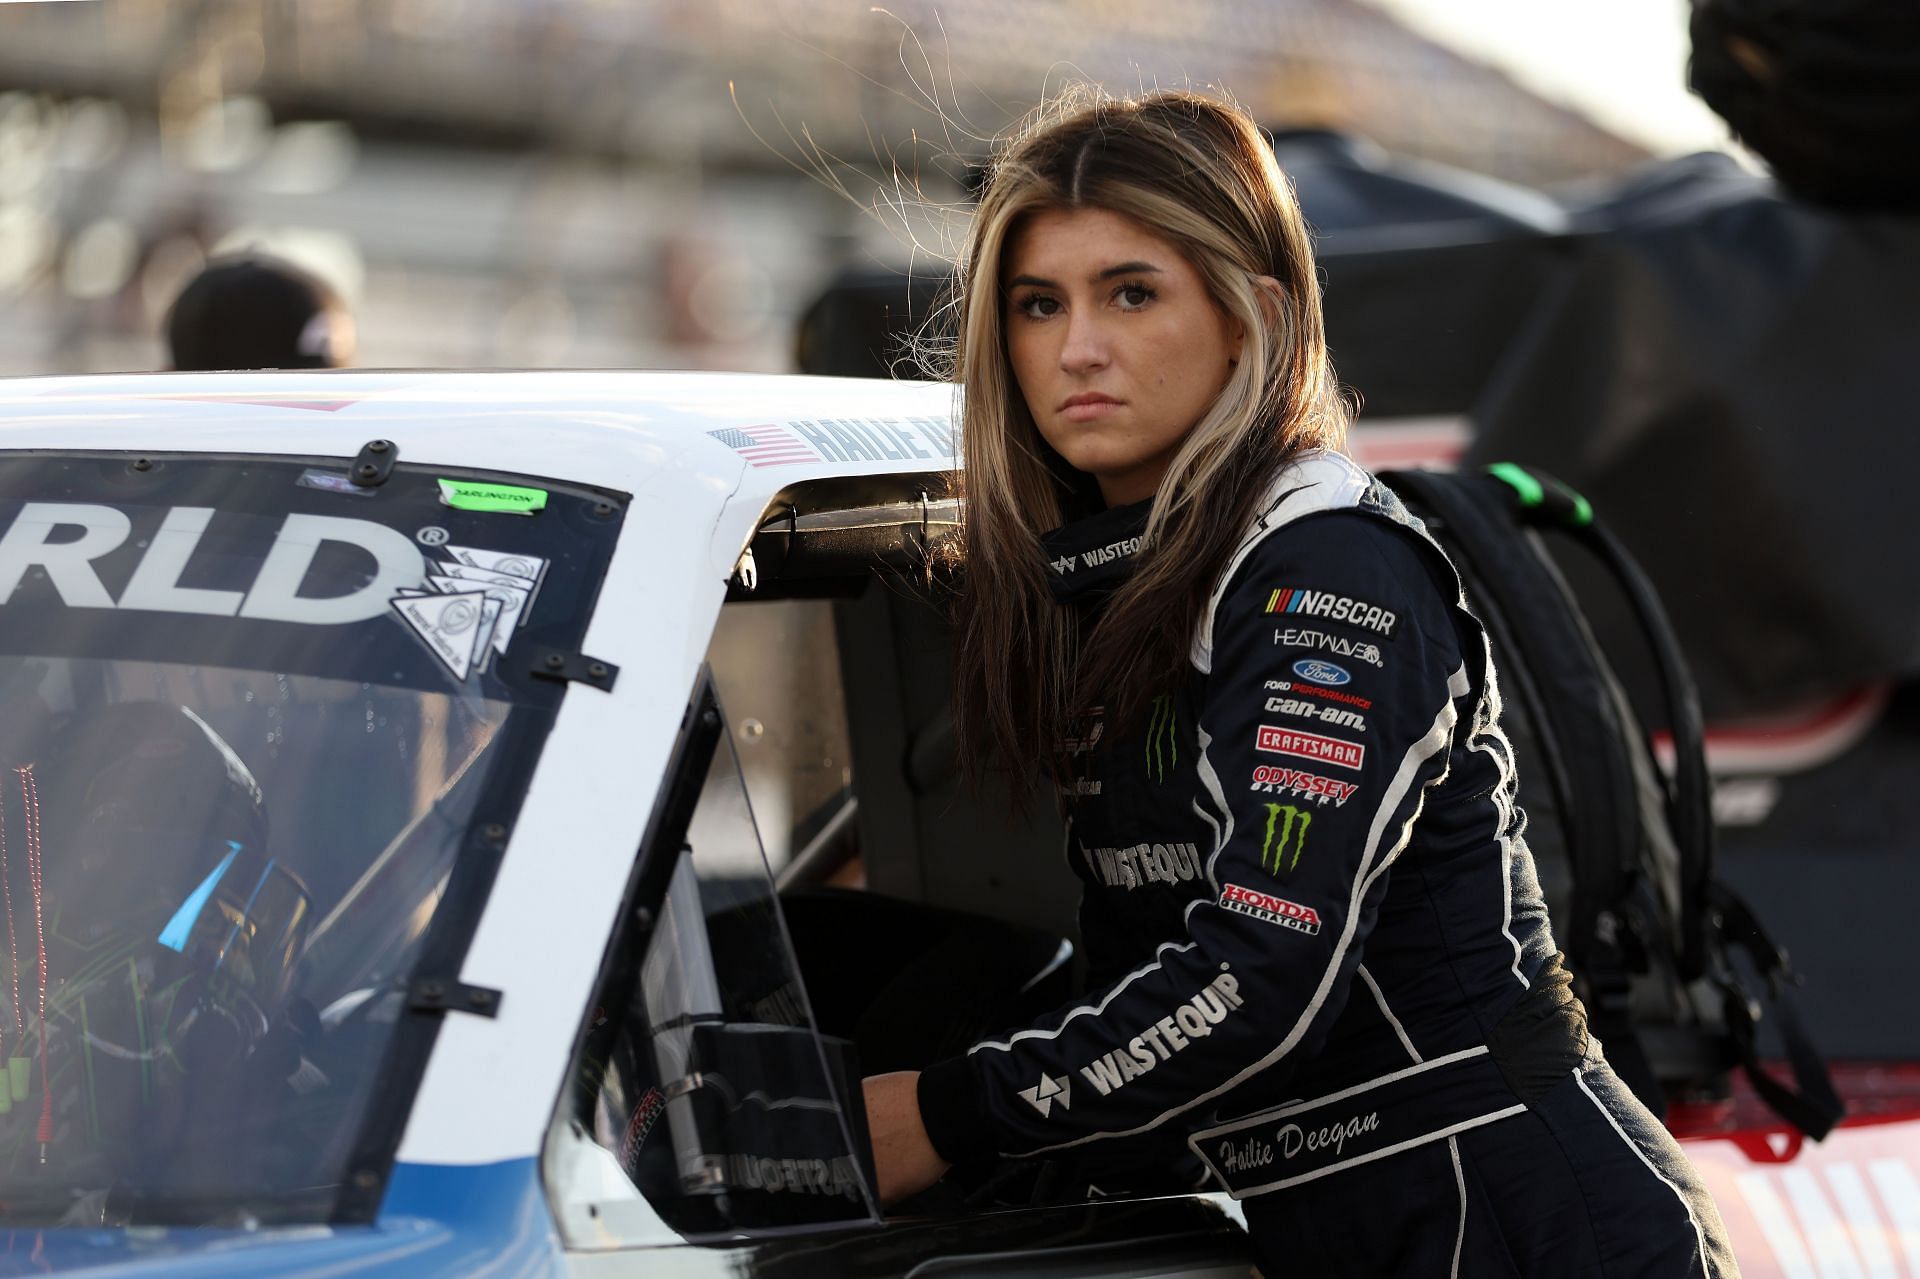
[0,452,619,1226]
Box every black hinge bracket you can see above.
[530,647,619,691]
[408,977,503,1019]
[350,439,398,487]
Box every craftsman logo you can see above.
[1259,803,1312,877]
[1264,696,1368,733]
[1249,766,1358,806]
[0,504,423,625]
[1273,627,1383,668]
[1019,1073,1072,1118]
[1145,694,1179,782]
[1219,882,1323,935]
[1256,726,1364,771]
[1077,971,1244,1098]
[1264,679,1373,711]
[1084,841,1202,890]
[1291,659,1351,687]
[1264,586,1397,636]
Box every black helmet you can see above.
[164,253,354,371]
[1689,0,1920,209]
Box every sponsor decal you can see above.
[1216,1111,1380,1176]
[1273,626,1383,668]
[0,502,553,688]
[1265,678,1373,712]
[395,544,549,682]
[1061,706,1105,754]
[1219,882,1322,935]
[709,416,957,469]
[1078,970,1244,1098]
[1291,659,1351,687]
[1263,696,1368,733]
[695,1152,865,1199]
[1263,586,1398,637]
[1059,776,1103,798]
[1249,765,1358,805]
[1145,693,1179,782]
[1050,536,1144,576]
[620,1086,666,1167]
[1083,841,1202,890]
[0,504,422,624]
[1290,656,1351,687]
[1019,1073,1072,1118]
[1256,726,1365,771]
[1258,803,1312,878]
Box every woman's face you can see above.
[1002,206,1241,507]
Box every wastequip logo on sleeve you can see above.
[1255,725,1365,771]
[1075,969,1245,1099]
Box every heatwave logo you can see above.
[1256,725,1365,771]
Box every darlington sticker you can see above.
[1256,726,1365,771]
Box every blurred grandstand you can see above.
[0,0,1650,375]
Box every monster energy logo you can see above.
[1146,694,1179,782]
[1260,803,1311,877]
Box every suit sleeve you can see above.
[917,513,1469,1161]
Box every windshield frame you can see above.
[0,446,629,1227]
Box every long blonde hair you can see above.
[943,88,1352,781]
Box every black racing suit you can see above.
[917,451,1737,1277]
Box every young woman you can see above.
[860,90,1739,1276]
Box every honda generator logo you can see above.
[1220,882,1323,935]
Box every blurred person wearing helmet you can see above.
[164,253,356,372]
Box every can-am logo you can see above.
[0,503,423,625]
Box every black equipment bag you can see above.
[1379,463,1843,1140]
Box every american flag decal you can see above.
[708,424,821,467]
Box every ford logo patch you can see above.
[1293,659,1351,687]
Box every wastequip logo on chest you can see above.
[0,504,425,625]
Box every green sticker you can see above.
[437,478,548,515]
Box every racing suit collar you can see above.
[1040,496,1154,603]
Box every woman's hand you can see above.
[862,1071,952,1206]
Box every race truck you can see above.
[0,370,1909,1277]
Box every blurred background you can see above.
[0,0,1730,376]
